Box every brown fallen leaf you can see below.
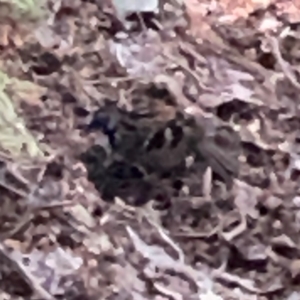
[289,259,300,278]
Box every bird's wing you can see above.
[198,138,240,184]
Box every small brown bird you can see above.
[82,85,240,204]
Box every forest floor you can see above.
[1,0,300,299]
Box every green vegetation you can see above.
[0,71,44,159]
[0,0,46,20]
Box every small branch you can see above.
[268,35,300,90]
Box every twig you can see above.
[0,201,74,241]
[0,209,32,241]
[162,48,213,92]
[172,225,219,239]
[0,242,55,300]
[268,35,300,90]
[220,214,247,242]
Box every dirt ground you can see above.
[1,0,300,299]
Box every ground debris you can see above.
[2,0,300,299]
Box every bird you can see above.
[81,85,241,204]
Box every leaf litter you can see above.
[2,0,300,299]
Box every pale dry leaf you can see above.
[200,290,223,300]
[112,0,158,13]
[83,232,112,255]
[69,204,95,228]
[263,195,282,210]
[287,291,300,300]
[0,245,54,300]
[289,260,300,279]
[127,226,176,267]
[227,83,256,103]
[2,244,82,298]
[245,244,268,261]
[0,25,10,46]
[154,284,183,300]
[233,180,261,219]
[238,123,272,150]
[34,25,60,48]
[112,0,158,25]
[198,93,226,108]
[11,32,24,48]
[271,234,296,249]
[27,247,82,295]
[183,0,222,38]
[127,223,219,297]
[109,30,165,77]
[226,69,255,81]
[292,196,300,207]
[202,166,212,198]
[258,16,280,32]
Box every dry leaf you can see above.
[233,180,261,219]
[112,0,158,24]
